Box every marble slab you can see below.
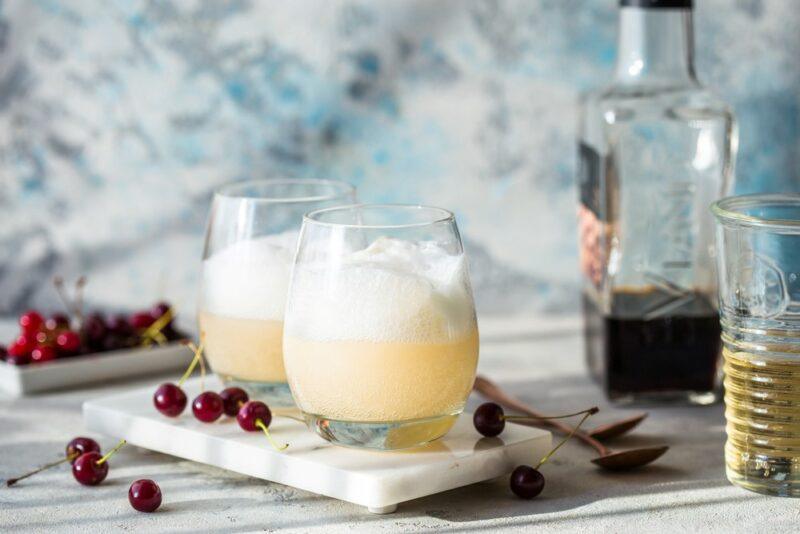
[0,343,191,396]
[83,376,551,513]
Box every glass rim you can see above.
[711,194,800,231]
[214,178,355,204]
[304,203,455,229]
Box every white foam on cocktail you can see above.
[285,236,476,343]
[201,231,299,321]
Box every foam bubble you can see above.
[201,231,298,321]
[285,237,476,343]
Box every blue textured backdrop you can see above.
[1,0,798,322]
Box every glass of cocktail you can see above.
[199,179,356,406]
[283,204,480,449]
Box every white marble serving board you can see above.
[83,376,551,513]
[0,343,192,396]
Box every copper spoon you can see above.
[588,412,648,441]
[473,376,668,470]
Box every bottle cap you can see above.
[620,0,692,8]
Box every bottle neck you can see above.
[614,7,697,87]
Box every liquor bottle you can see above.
[577,0,737,404]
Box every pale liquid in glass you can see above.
[284,236,479,449]
[285,332,478,449]
[199,311,286,383]
[285,330,478,417]
[724,340,800,496]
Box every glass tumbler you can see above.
[283,204,480,450]
[199,179,355,406]
[713,194,800,496]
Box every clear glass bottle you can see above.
[577,0,738,404]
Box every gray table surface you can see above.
[0,315,796,533]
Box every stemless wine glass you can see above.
[199,179,356,406]
[283,204,480,450]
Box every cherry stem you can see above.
[6,452,79,487]
[96,439,127,465]
[53,276,79,322]
[74,276,86,326]
[504,407,597,422]
[178,342,206,389]
[535,407,598,470]
[255,419,288,451]
[141,307,175,347]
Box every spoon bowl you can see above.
[588,413,648,441]
[591,446,669,470]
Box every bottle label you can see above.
[577,142,604,290]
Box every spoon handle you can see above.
[473,375,609,456]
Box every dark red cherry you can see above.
[473,402,506,437]
[153,383,187,417]
[510,465,545,499]
[129,479,162,512]
[9,333,35,356]
[237,401,272,432]
[31,346,57,363]
[45,313,70,331]
[151,302,171,320]
[192,391,224,423]
[130,312,155,330]
[66,437,101,463]
[55,330,81,355]
[0,345,6,361]
[107,314,134,336]
[19,311,44,334]
[5,351,31,365]
[82,313,108,349]
[220,387,249,417]
[72,452,109,486]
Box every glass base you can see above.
[218,376,295,407]
[302,411,460,450]
[607,389,719,406]
[727,467,800,497]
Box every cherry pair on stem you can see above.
[473,401,599,499]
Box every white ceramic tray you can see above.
[83,376,551,513]
[0,343,192,396]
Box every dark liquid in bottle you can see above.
[583,289,721,400]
